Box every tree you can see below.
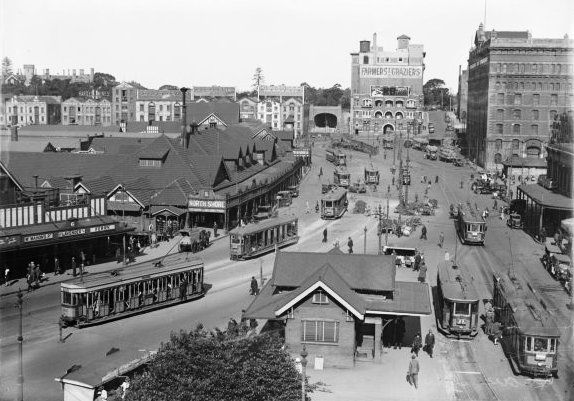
[158,84,179,90]
[252,67,264,91]
[2,57,12,75]
[93,72,117,90]
[423,78,450,108]
[126,325,309,401]
[127,81,147,90]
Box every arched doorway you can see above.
[383,124,395,134]
[395,112,404,120]
[374,111,383,118]
[526,146,541,157]
[385,112,393,119]
[314,113,338,128]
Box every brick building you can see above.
[457,66,469,122]
[111,82,137,125]
[350,33,427,136]
[257,85,304,137]
[243,248,431,368]
[466,24,573,170]
[62,98,112,126]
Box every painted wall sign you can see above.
[188,199,227,213]
[24,233,54,243]
[360,66,423,79]
[0,235,21,249]
[89,224,116,233]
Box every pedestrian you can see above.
[315,200,320,213]
[484,300,495,336]
[539,226,547,242]
[322,228,328,243]
[420,225,427,240]
[414,252,422,272]
[438,231,444,248]
[54,257,60,275]
[493,199,498,212]
[120,378,130,400]
[435,175,439,183]
[213,221,218,237]
[227,317,238,336]
[80,250,86,267]
[306,201,310,214]
[394,316,406,349]
[179,275,188,300]
[347,237,353,254]
[319,167,323,177]
[420,176,424,184]
[412,332,422,356]
[460,180,463,189]
[408,354,420,389]
[418,262,427,283]
[27,271,34,292]
[392,176,395,186]
[250,276,259,296]
[4,266,9,286]
[425,329,435,358]
[444,251,450,261]
[34,264,41,287]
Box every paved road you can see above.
[1,129,572,401]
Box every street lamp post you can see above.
[377,205,382,255]
[300,346,308,401]
[405,122,411,206]
[386,185,390,246]
[17,289,24,401]
[363,226,367,254]
[398,124,404,204]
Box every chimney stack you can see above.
[180,87,190,148]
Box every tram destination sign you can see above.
[188,198,227,213]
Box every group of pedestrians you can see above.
[407,329,436,389]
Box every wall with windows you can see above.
[62,98,111,126]
[284,291,356,368]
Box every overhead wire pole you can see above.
[17,290,24,401]
[405,122,411,206]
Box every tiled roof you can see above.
[124,121,182,134]
[187,102,239,126]
[364,281,432,315]
[136,89,191,102]
[152,177,195,206]
[272,251,396,291]
[16,124,120,136]
[150,205,187,216]
[88,137,153,154]
[397,34,411,39]
[80,175,117,196]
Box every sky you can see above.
[1,0,573,92]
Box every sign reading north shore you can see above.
[188,198,226,213]
[360,66,423,79]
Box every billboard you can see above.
[360,65,423,79]
[370,86,409,97]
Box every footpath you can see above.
[0,228,228,298]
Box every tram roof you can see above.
[496,273,560,337]
[229,215,298,236]
[61,254,203,291]
[321,187,347,201]
[437,261,479,301]
[458,202,484,222]
[335,167,349,174]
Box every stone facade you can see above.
[258,85,305,138]
[62,98,112,126]
[350,33,427,135]
[5,96,62,125]
[457,67,468,121]
[466,24,574,170]
[112,82,137,125]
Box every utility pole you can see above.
[398,126,404,205]
[378,205,382,254]
[17,290,24,401]
[121,185,126,266]
[385,185,390,246]
[405,123,411,206]
[363,226,367,254]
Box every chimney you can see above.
[180,87,190,148]
[372,32,377,50]
[359,40,371,53]
[11,125,18,142]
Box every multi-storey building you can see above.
[257,85,304,137]
[457,66,469,121]
[466,24,573,170]
[135,90,191,123]
[61,98,112,126]
[193,86,236,102]
[5,95,62,125]
[350,33,427,136]
[111,82,137,125]
[238,97,258,120]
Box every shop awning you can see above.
[518,184,574,211]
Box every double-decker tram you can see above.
[333,167,351,188]
[325,149,347,166]
[456,202,486,245]
[61,254,204,327]
[321,187,347,219]
[364,165,380,185]
[493,273,560,377]
[435,261,480,338]
[229,215,299,260]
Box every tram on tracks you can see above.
[493,272,560,377]
[435,261,480,339]
[364,165,380,185]
[229,215,299,260]
[456,202,486,245]
[325,149,347,166]
[321,187,347,219]
[333,167,351,188]
[60,254,204,327]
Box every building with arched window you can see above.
[466,24,573,170]
[350,33,428,136]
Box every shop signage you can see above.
[89,224,116,233]
[188,198,227,213]
[24,233,54,243]
[360,66,423,79]
[0,235,20,249]
[293,148,310,157]
[58,228,87,238]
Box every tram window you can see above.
[533,337,547,352]
[62,291,72,305]
[454,302,470,315]
[525,336,532,351]
[471,302,478,313]
[549,338,556,353]
[231,235,240,244]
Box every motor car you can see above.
[506,213,523,229]
[348,182,366,194]
[288,185,299,198]
[453,158,464,167]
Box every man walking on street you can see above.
[54,257,60,276]
[250,276,259,296]
[4,266,9,286]
[213,221,218,237]
[408,354,420,389]
[438,231,444,248]
[420,225,427,240]
[412,332,422,356]
[435,175,439,183]
[414,252,421,272]
[418,262,427,283]
[322,228,328,243]
[347,237,353,254]
[425,329,435,358]
[71,257,77,277]
[394,316,406,349]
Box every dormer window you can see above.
[312,290,329,304]
[139,158,162,167]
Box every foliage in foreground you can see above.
[126,324,306,401]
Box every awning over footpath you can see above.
[518,184,573,211]
[0,215,134,252]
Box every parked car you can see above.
[453,158,464,167]
[507,213,523,229]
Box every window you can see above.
[496,124,503,135]
[363,56,369,64]
[494,153,502,164]
[495,139,502,150]
[159,105,163,112]
[139,104,144,112]
[312,291,329,304]
[512,109,521,120]
[362,99,372,108]
[514,94,522,105]
[502,64,507,73]
[513,125,521,135]
[550,94,558,106]
[532,110,539,120]
[534,337,548,352]
[454,302,470,315]
[506,94,514,105]
[64,106,67,112]
[139,159,162,167]
[497,93,504,104]
[301,320,339,343]
[497,109,504,120]
[533,94,540,106]
[532,64,538,73]
[531,124,539,135]
[512,139,520,149]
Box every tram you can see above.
[493,273,560,377]
[229,215,299,260]
[456,202,486,245]
[60,254,204,327]
[321,187,348,219]
[364,165,380,185]
[333,167,351,188]
[435,261,480,339]
[325,149,347,166]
